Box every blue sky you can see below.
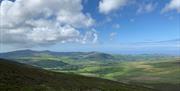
[0,0,180,54]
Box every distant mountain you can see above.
[0,50,117,69]
[0,58,154,91]
[0,50,177,69]
[0,50,37,58]
[0,50,115,61]
[81,52,114,61]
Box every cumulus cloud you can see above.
[0,0,97,47]
[99,0,128,14]
[109,32,117,40]
[137,3,156,14]
[112,24,121,29]
[162,0,180,13]
[82,29,98,44]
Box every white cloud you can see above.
[112,24,121,29]
[99,0,128,14]
[162,0,180,13]
[82,29,98,44]
[130,18,135,22]
[110,32,117,37]
[137,3,156,14]
[0,0,97,47]
[110,32,117,40]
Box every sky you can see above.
[0,0,180,54]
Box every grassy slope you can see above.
[0,58,155,91]
[11,54,180,91]
[73,59,180,91]
[1,50,179,91]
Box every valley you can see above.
[0,58,155,91]
[0,50,180,91]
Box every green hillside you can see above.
[0,50,179,91]
[74,60,180,91]
[0,58,155,91]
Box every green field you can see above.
[0,58,155,91]
[47,57,180,91]
[0,50,180,91]
[16,56,180,91]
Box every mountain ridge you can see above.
[0,49,115,61]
